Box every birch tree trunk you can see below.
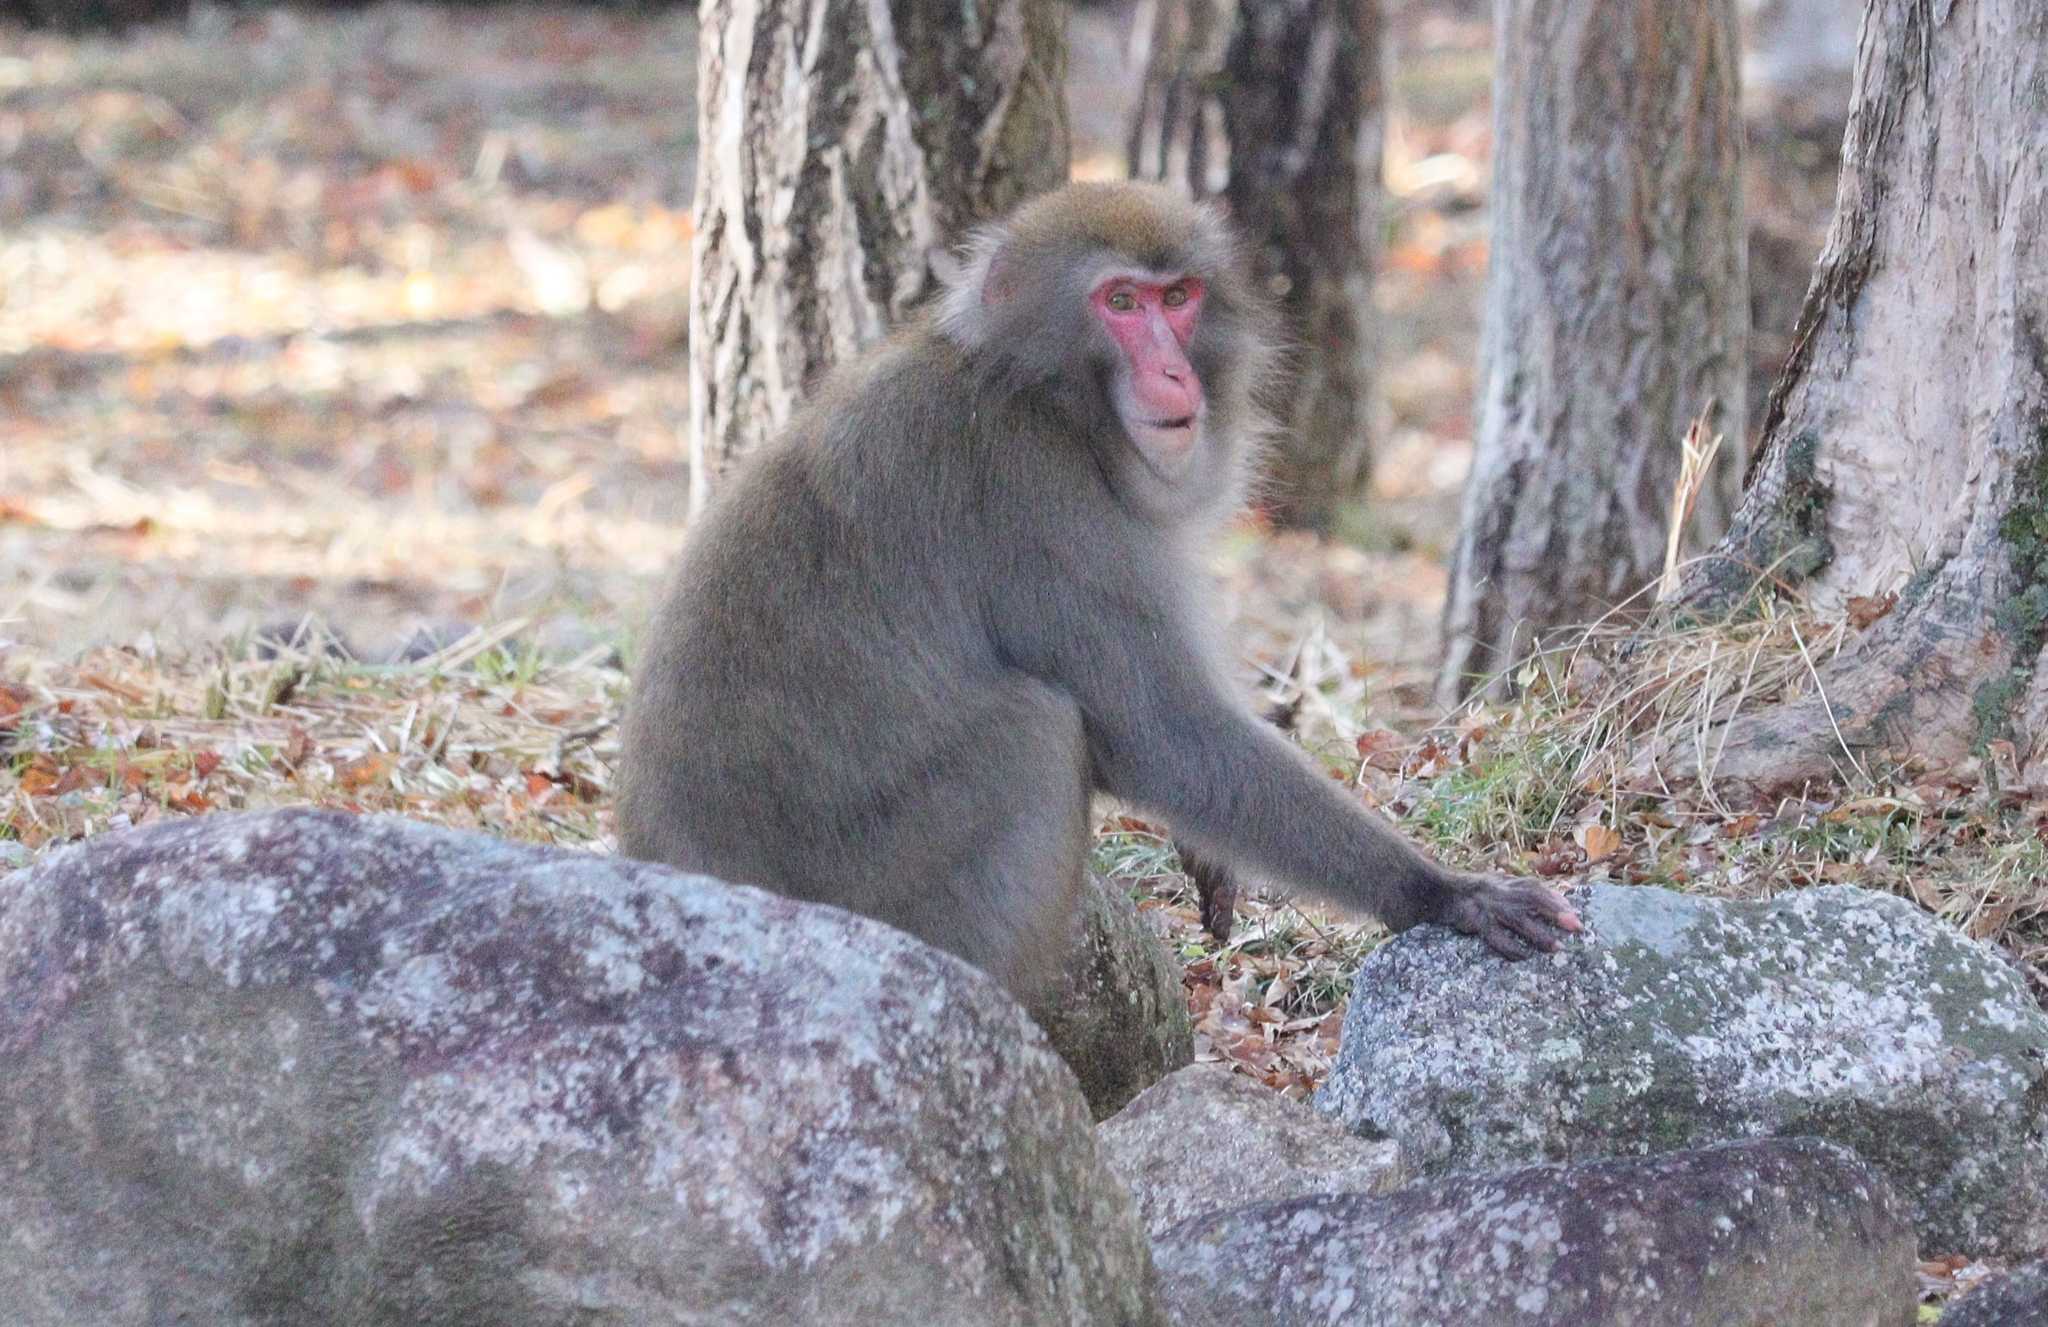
[1128,0,1386,533]
[1436,0,1746,704]
[687,0,1069,514]
[1670,0,2048,789]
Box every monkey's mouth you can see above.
[1127,411,1204,481]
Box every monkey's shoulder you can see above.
[814,329,979,446]
[777,331,1039,506]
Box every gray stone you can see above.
[1097,1064,1405,1236]
[1152,1136,1916,1327]
[1941,1260,2048,1327]
[1031,872,1194,1120]
[0,809,1165,1326]
[1315,883,2048,1253]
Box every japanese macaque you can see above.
[618,182,1579,995]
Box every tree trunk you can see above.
[687,0,1069,514]
[1127,0,1386,534]
[1436,0,1746,704]
[1126,0,1235,192]
[1670,0,2048,789]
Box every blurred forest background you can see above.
[9,0,2047,1139]
[0,0,1845,671]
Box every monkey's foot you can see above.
[1196,869,1238,943]
[1444,877,1582,961]
[1175,841,1238,943]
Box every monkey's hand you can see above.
[1436,875,1581,960]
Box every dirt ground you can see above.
[1,6,698,665]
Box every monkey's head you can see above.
[937,182,1280,521]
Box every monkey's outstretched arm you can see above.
[998,564,1578,957]
[1087,663,1472,932]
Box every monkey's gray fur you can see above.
[619,182,1578,995]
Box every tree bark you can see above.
[1127,0,1386,534]
[1669,0,2048,789]
[1436,0,1746,704]
[687,0,1069,514]
[1126,0,1235,192]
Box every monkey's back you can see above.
[616,332,1036,913]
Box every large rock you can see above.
[0,810,1166,1326]
[1315,883,2048,1253]
[1031,873,1194,1120]
[1152,1137,1916,1327]
[1941,1260,2048,1327]
[1097,1064,1405,1236]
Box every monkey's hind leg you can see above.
[916,679,1092,1000]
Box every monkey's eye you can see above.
[1106,290,1138,313]
[1162,284,1190,308]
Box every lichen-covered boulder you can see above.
[1941,1260,2048,1327]
[1097,1064,1405,1236]
[1152,1137,1916,1327]
[1031,873,1194,1120]
[0,810,1166,1327]
[1315,883,2048,1253]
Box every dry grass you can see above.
[0,627,625,858]
[1536,592,1857,807]
[1093,820,1380,1101]
[1387,585,2048,992]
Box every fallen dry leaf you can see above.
[19,756,62,797]
[1575,822,1624,863]
[1846,592,1898,630]
[336,752,395,790]
[1355,728,1408,770]
[1530,837,1579,877]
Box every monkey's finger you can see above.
[1467,884,1575,956]
[1482,924,1539,961]
[1506,880,1582,936]
[1522,905,1579,943]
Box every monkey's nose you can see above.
[1138,377,1200,420]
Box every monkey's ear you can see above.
[935,227,1015,348]
[978,252,1020,305]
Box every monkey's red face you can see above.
[1092,275,1207,477]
